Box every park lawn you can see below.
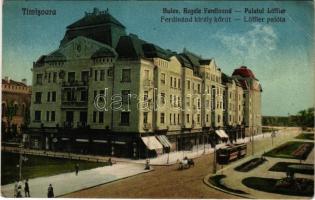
[242,177,314,197]
[269,162,314,175]
[263,141,314,160]
[1,152,107,185]
[295,133,314,141]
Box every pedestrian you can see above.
[75,163,79,175]
[24,179,30,197]
[47,184,54,198]
[14,181,18,197]
[16,184,22,198]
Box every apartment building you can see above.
[27,9,262,158]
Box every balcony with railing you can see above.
[61,100,88,108]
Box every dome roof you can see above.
[232,66,256,79]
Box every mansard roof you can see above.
[222,73,233,84]
[67,10,125,29]
[176,54,193,69]
[91,47,116,59]
[115,34,174,61]
[44,52,67,62]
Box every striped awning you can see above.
[156,135,172,148]
[141,136,163,150]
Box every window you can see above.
[46,111,50,121]
[81,90,88,101]
[174,78,177,88]
[144,91,148,101]
[121,90,130,104]
[160,113,165,124]
[99,112,104,123]
[206,114,209,122]
[143,112,148,124]
[35,111,41,121]
[94,70,98,81]
[197,114,200,123]
[187,80,190,90]
[161,73,165,84]
[197,98,201,109]
[178,114,180,124]
[169,113,172,124]
[198,84,201,93]
[100,70,105,81]
[94,91,97,99]
[52,92,56,102]
[68,72,75,83]
[178,97,181,107]
[170,95,172,105]
[170,77,173,87]
[48,73,51,83]
[36,74,43,85]
[161,93,165,104]
[122,69,131,82]
[178,78,181,89]
[218,115,221,123]
[144,70,149,80]
[81,71,89,82]
[47,92,51,102]
[93,111,97,123]
[51,111,55,122]
[173,113,176,124]
[120,112,130,125]
[35,92,42,103]
[186,97,190,107]
[107,68,113,77]
[99,90,105,102]
[53,72,57,83]
[174,95,176,107]
[186,114,190,123]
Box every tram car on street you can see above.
[216,143,247,164]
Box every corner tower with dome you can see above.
[232,66,262,136]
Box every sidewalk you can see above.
[204,127,312,199]
[1,162,152,198]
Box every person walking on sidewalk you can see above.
[47,184,54,198]
[16,184,22,198]
[24,179,30,197]
[75,163,79,175]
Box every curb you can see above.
[56,168,155,197]
[203,173,252,199]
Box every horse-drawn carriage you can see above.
[178,157,194,170]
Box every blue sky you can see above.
[2,0,314,116]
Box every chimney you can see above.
[22,78,27,85]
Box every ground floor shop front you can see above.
[24,126,245,158]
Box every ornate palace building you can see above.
[2,77,31,139]
[27,8,262,158]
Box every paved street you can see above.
[1,163,151,198]
[204,128,313,199]
[63,128,302,198]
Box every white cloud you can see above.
[215,24,278,61]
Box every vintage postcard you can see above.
[1,0,314,199]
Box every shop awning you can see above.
[156,135,172,148]
[215,130,229,138]
[141,136,163,150]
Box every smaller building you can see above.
[2,77,31,139]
